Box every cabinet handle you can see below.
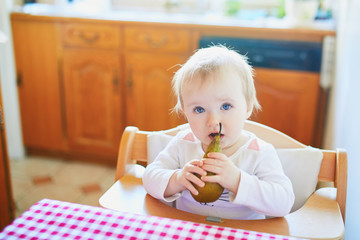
[16,72,22,87]
[144,36,168,49]
[127,68,133,93]
[113,70,120,94]
[113,74,118,87]
[76,31,100,44]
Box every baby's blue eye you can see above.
[194,106,205,113]
[221,103,232,110]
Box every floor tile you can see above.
[16,183,83,215]
[10,177,33,201]
[53,161,109,187]
[9,156,117,218]
[81,183,102,194]
[32,175,53,185]
[10,156,65,181]
[76,192,104,207]
[99,167,117,190]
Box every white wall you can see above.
[0,0,25,159]
[337,1,360,237]
[323,0,360,238]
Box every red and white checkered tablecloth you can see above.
[0,199,304,240]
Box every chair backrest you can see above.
[115,120,347,222]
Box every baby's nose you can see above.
[207,114,221,129]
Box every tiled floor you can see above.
[9,156,116,218]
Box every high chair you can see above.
[99,120,347,240]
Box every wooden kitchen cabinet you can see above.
[62,49,122,160]
[251,68,320,145]
[125,52,185,130]
[11,19,64,152]
[61,23,123,163]
[11,17,190,163]
[11,10,334,163]
[123,26,189,130]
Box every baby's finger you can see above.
[202,158,221,167]
[201,174,220,184]
[185,164,206,176]
[185,182,199,195]
[188,173,205,188]
[184,175,204,195]
[189,159,204,167]
[206,152,226,160]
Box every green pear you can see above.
[191,123,224,203]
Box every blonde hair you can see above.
[172,45,261,114]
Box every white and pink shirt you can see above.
[143,128,295,220]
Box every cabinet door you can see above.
[11,20,64,151]
[63,49,122,160]
[125,52,186,131]
[251,68,320,145]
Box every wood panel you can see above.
[124,52,186,131]
[61,23,121,49]
[124,26,190,53]
[11,20,64,151]
[63,49,123,161]
[251,68,320,145]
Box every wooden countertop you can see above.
[11,3,335,42]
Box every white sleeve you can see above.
[142,135,182,202]
[231,145,295,217]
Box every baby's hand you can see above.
[201,152,241,194]
[175,159,207,196]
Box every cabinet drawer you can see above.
[124,26,190,52]
[61,23,120,49]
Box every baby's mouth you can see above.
[209,122,223,140]
[209,133,224,140]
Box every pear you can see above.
[191,123,224,203]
